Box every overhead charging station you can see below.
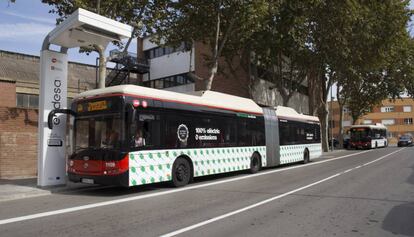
[38,8,132,187]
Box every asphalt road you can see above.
[0,147,413,237]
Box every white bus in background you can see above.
[48,85,322,187]
[349,124,388,149]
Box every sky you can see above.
[0,0,137,66]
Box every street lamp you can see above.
[38,8,132,187]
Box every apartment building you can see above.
[138,37,310,114]
[329,98,414,144]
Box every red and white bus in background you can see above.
[349,124,388,149]
[48,85,322,187]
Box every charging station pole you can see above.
[37,41,69,186]
[37,8,132,187]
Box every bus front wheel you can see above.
[171,158,192,187]
[249,153,261,174]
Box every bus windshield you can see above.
[350,128,370,142]
[75,114,123,151]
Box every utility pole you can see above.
[330,85,334,151]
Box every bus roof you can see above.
[74,85,320,122]
[349,124,387,129]
[275,106,319,123]
[74,84,264,115]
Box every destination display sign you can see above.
[88,101,107,111]
[75,97,121,114]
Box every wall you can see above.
[194,42,251,98]
[0,50,97,179]
[0,107,38,178]
[0,80,16,107]
[143,51,195,80]
[252,79,309,114]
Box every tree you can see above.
[42,0,153,88]
[150,0,269,90]
[306,0,411,151]
[251,0,312,106]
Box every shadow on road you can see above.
[382,158,414,236]
[55,161,310,198]
[382,202,414,236]
[55,170,250,197]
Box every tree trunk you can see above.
[352,114,359,125]
[95,44,107,89]
[336,86,346,149]
[318,105,329,152]
[307,69,318,116]
[205,61,218,90]
[316,72,330,152]
[338,103,344,148]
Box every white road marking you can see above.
[160,148,405,237]
[0,149,385,225]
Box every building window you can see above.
[387,132,398,138]
[342,120,351,126]
[144,42,191,60]
[404,118,413,125]
[381,119,395,125]
[363,120,372,125]
[380,106,394,112]
[16,93,39,109]
[403,106,412,112]
[343,107,350,113]
[16,93,73,109]
[142,73,194,89]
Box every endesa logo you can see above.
[51,79,62,126]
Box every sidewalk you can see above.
[0,178,99,202]
[321,148,348,158]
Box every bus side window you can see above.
[220,117,237,147]
[279,121,290,145]
[238,118,256,146]
[133,112,162,148]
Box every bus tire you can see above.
[303,149,310,164]
[249,153,261,174]
[171,157,192,187]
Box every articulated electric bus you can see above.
[49,85,321,187]
[349,124,388,149]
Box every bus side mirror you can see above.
[47,109,77,129]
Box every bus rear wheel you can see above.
[171,158,192,187]
[249,154,261,174]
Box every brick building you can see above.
[0,50,96,178]
[139,38,310,114]
[328,98,414,145]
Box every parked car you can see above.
[328,138,339,148]
[343,137,350,149]
[398,135,413,147]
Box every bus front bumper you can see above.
[68,172,129,187]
